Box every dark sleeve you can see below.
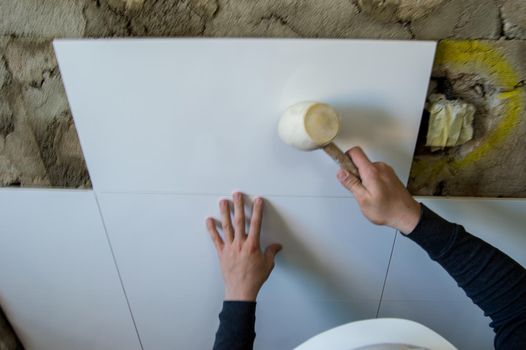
[213,301,256,350]
[407,204,526,349]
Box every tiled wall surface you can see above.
[2,191,524,350]
[1,40,524,350]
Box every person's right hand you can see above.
[336,147,421,235]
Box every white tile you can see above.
[383,198,526,302]
[0,189,141,350]
[382,232,466,302]
[378,301,494,350]
[54,39,435,194]
[98,193,395,349]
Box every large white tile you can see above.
[383,198,526,302]
[378,301,494,350]
[55,39,435,194]
[98,193,395,349]
[0,189,141,350]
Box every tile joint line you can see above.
[93,192,145,350]
[376,230,398,318]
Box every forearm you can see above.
[213,301,257,350]
[407,204,526,348]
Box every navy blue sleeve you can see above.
[213,301,256,350]
[408,204,526,349]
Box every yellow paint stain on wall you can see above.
[415,41,524,176]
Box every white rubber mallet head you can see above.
[278,101,360,178]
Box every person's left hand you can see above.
[206,192,282,302]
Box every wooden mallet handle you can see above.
[322,142,360,180]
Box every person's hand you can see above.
[336,147,421,235]
[206,192,282,301]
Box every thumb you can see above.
[265,243,282,264]
[337,169,367,199]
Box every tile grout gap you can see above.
[93,192,145,350]
[95,190,356,199]
[376,230,398,318]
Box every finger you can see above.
[220,199,234,243]
[206,217,224,251]
[265,243,282,265]
[337,169,368,199]
[375,161,396,176]
[248,197,264,247]
[232,192,246,240]
[346,146,375,177]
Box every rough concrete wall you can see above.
[0,38,90,187]
[409,40,526,197]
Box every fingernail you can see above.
[337,169,349,180]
